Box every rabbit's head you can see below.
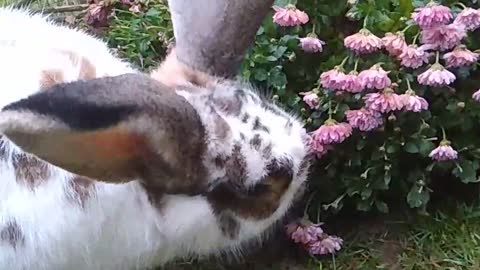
[0,70,312,241]
[176,78,313,240]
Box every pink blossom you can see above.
[454,8,480,31]
[412,2,453,28]
[382,32,408,57]
[358,64,391,90]
[300,35,325,53]
[473,89,480,102]
[304,134,330,158]
[429,141,458,161]
[308,235,344,255]
[364,88,404,113]
[345,108,384,131]
[286,219,343,256]
[443,45,479,68]
[299,91,320,109]
[398,44,432,69]
[272,5,309,27]
[285,221,323,245]
[401,90,429,112]
[344,28,383,54]
[417,63,456,87]
[311,120,352,145]
[339,71,364,93]
[320,67,347,90]
[420,23,467,51]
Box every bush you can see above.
[90,0,480,218]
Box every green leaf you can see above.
[375,200,389,213]
[145,8,161,17]
[268,68,287,88]
[453,159,480,183]
[418,140,435,157]
[407,184,430,208]
[399,0,414,16]
[253,69,268,81]
[404,142,419,153]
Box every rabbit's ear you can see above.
[0,74,208,195]
[150,47,214,89]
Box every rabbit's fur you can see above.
[0,7,312,270]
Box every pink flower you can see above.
[300,34,325,53]
[417,63,456,87]
[320,67,347,90]
[345,108,384,131]
[382,32,408,57]
[454,8,480,31]
[398,44,432,69]
[304,134,330,158]
[311,120,352,145]
[308,235,344,255]
[339,71,364,93]
[420,23,467,51]
[358,64,391,90]
[344,28,383,54]
[412,2,453,28]
[401,89,429,112]
[443,45,479,68]
[473,89,480,102]
[299,91,320,109]
[285,220,323,245]
[272,5,309,27]
[429,141,458,161]
[364,88,404,113]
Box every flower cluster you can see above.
[285,219,343,256]
[294,1,480,164]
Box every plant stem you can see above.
[338,56,349,68]
[406,78,412,91]
[363,14,369,28]
[454,2,467,9]
[354,58,360,72]
[328,100,333,119]
[312,23,316,34]
[401,24,414,33]
[441,127,447,140]
[412,32,420,44]
[303,191,318,218]
[435,51,440,64]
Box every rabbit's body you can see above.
[0,7,311,270]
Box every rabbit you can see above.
[0,6,313,270]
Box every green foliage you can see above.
[100,0,480,218]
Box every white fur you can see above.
[0,7,310,270]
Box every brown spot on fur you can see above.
[207,157,294,220]
[217,212,240,239]
[12,153,50,190]
[253,117,270,133]
[141,184,166,213]
[149,48,212,88]
[224,144,247,188]
[66,176,95,208]
[262,143,273,158]
[39,69,65,90]
[297,155,312,177]
[0,135,8,160]
[250,134,262,150]
[213,114,230,139]
[61,50,97,80]
[214,155,227,168]
[241,113,250,123]
[1,220,24,249]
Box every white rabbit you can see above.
[0,6,312,270]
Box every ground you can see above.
[161,202,480,270]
